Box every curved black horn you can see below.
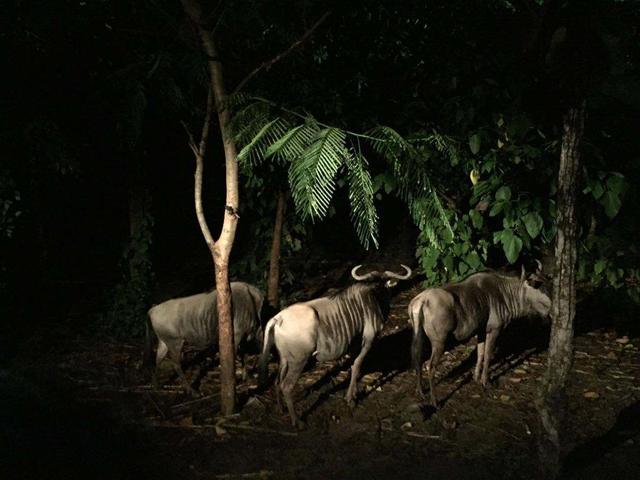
[384,264,412,280]
[351,265,375,281]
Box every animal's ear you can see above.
[520,265,526,281]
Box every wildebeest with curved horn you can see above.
[144,282,264,396]
[258,264,412,427]
[409,266,551,406]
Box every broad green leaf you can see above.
[469,209,483,229]
[606,173,626,195]
[495,186,511,201]
[443,253,454,273]
[500,229,523,264]
[489,201,504,217]
[523,212,543,238]
[590,180,605,200]
[465,251,482,269]
[600,191,622,219]
[594,259,606,275]
[469,134,481,155]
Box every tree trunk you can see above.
[536,101,585,478]
[267,191,287,309]
[181,0,240,416]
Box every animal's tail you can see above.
[258,317,277,388]
[409,300,426,376]
[142,308,156,371]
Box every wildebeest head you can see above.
[520,265,552,318]
[351,264,412,288]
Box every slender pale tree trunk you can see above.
[537,101,585,478]
[267,191,287,309]
[181,0,240,415]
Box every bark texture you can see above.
[267,191,287,309]
[181,0,239,415]
[537,101,585,478]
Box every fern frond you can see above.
[289,127,346,221]
[265,121,320,163]
[229,101,272,145]
[346,150,379,249]
[365,125,415,162]
[407,184,454,249]
[237,117,291,167]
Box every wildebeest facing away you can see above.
[409,268,551,406]
[258,264,412,427]
[144,282,264,396]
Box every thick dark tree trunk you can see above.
[181,0,240,416]
[537,101,585,478]
[127,156,151,280]
[267,191,287,309]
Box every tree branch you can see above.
[183,88,217,250]
[232,11,331,94]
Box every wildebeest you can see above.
[258,264,412,427]
[409,268,551,406]
[144,281,264,396]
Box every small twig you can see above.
[144,423,217,430]
[181,120,199,156]
[145,393,167,420]
[405,432,441,439]
[233,11,331,94]
[215,471,274,479]
[170,394,218,411]
[467,422,522,442]
[222,423,298,437]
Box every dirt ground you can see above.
[3,283,640,480]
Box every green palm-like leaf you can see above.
[264,121,320,163]
[237,117,291,167]
[346,151,379,249]
[289,127,346,221]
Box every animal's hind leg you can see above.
[474,332,486,383]
[481,327,500,387]
[345,331,374,407]
[427,340,445,408]
[279,358,305,428]
[152,340,169,389]
[275,358,288,414]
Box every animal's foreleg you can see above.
[240,352,248,382]
[427,340,445,408]
[168,342,199,397]
[345,334,374,407]
[481,327,500,387]
[474,334,486,383]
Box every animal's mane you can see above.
[451,268,520,285]
[326,281,376,300]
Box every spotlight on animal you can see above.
[409,266,551,406]
[258,264,412,427]
[144,281,264,396]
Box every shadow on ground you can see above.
[563,400,640,479]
